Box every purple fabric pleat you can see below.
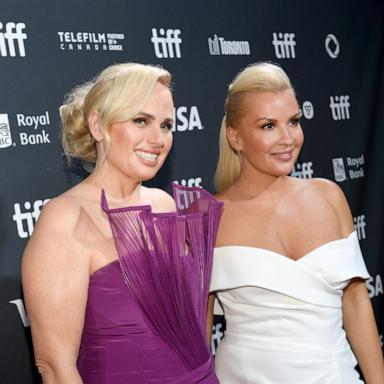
[97,183,222,380]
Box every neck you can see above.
[233,166,286,199]
[86,162,142,205]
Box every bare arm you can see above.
[22,199,90,383]
[343,279,384,383]
[206,293,215,347]
[323,179,384,382]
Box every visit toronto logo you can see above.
[208,34,250,55]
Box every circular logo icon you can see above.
[302,101,314,119]
[325,34,340,59]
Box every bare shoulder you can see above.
[306,177,348,204]
[142,186,176,213]
[33,189,83,235]
[305,177,354,235]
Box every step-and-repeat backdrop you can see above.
[0,0,383,382]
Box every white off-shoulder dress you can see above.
[210,232,370,384]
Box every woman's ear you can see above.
[88,111,104,142]
[226,126,242,152]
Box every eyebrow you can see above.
[256,110,302,122]
[136,111,173,122]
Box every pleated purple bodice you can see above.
[77,183,222,383]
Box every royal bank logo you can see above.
[173,106,203,132]
[330,95,350,120]
[291,162,314,179]
[151,28,182,58]
[302,101,314,120]
[332,158,347,182]
[332,154,365,182]
[0,22,27,57]
[208,34,250,56]
[272,32,296,58]
[13,198,50,238]
[0,114,13,148]
[57,31,124,51]
[325,34,340,59]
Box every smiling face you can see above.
[99,82,174,182]
[227,89,304,179]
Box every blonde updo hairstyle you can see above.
[214,62,295,192]
[60,63,171,171]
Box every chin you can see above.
[271,166,295,177]
[136,168,162,182]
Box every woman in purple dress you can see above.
[22,63,221,383]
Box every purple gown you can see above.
[77,183,222,383]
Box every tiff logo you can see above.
[211,322,225,356]
[330,95,350,120]
[175,177,202,188]
[13,199,50,238]
[354,214,366,240]
[272,32,296,59]
[291,162,314,179]
[9,299,30,327]
[0,22,27,57]
[151,28,182,58]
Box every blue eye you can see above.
[262,123,274,130]
[133,117,147,126]
[161,121,173,131]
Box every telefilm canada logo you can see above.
[332,154,364,182]
[57,31,125,51]
[0,21,27,57]
[151,28,182,58]
[272,32,296,59]
[208,34,250,56]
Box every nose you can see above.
[147,124,165,148]
[279,125,295,146]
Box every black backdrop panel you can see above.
[0,1,383,382]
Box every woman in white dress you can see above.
[208,62,384,383]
